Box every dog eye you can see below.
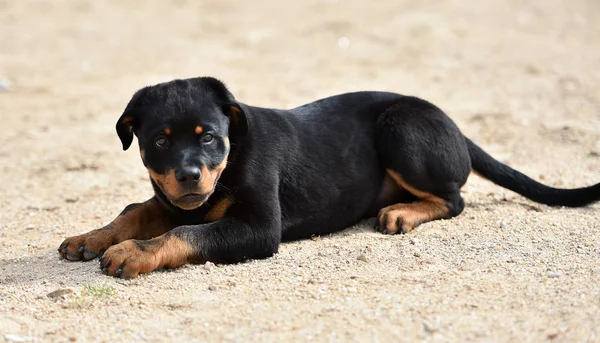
[155,137,168,148]
[201,134,214,144]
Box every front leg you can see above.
[58,197,175,261]
[100,214,281,278]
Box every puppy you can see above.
[58,77,600,278]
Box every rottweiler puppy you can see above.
[58,77,600,278]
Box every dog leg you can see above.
[376,170,463,233]
[58,197,175,261]
[100,216,281,278]
[374,97,470,233]
[100,192,282,278]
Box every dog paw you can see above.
[375,205,422,234]
[99,240,160,279]
[58,228,115,261]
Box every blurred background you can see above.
[1,0,600,254]
[1,1,600,341]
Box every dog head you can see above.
[115,77,247,210]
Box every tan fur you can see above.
[157,235,195,269]
[200,155,228,195]
[59,198,173,260]
[229,106,241,125]
[145,138,230,209]
[377,169,450,233]
[204,196,234,222]
[101,235,194,278]
[111,200,173,240]
[147,168,179,199]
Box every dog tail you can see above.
[466,137,600,207]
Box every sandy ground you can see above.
[1,0,599,342]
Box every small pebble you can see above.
[47,288,74,299]
[356,254,368,262]
[498,221,506,229]
[422,321,436,333]
[25,224,35,231]
[203,261,215,271]
[208,285,217,291]
[547,272,561,278]
[413,252,421,257]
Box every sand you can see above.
[1,0,599,342]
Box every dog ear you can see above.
[116,88,148,150]
[224,103,248,137]
[116,110,138,150]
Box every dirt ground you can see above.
[1,0,599,342]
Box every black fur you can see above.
[466,138,600,207]
[109,77,600,264]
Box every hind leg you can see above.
[376,169,464,233]
[374,97,471,234]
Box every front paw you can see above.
[99,240,161,279]
[58,228,115,261]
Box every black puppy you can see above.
[58,77,600,278]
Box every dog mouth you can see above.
[171,193,211,210]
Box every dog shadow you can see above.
[2,200,593,287]
[0,251,105,286]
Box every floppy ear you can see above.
[224,103,248,137]
[116,110,138,150]
[116,88,148,150]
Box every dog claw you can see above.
[83,251,97,260]
[66,254,81,261]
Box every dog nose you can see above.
[176,167,201,183]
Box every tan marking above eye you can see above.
[164,128,171,135]
[195,126,203,135]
